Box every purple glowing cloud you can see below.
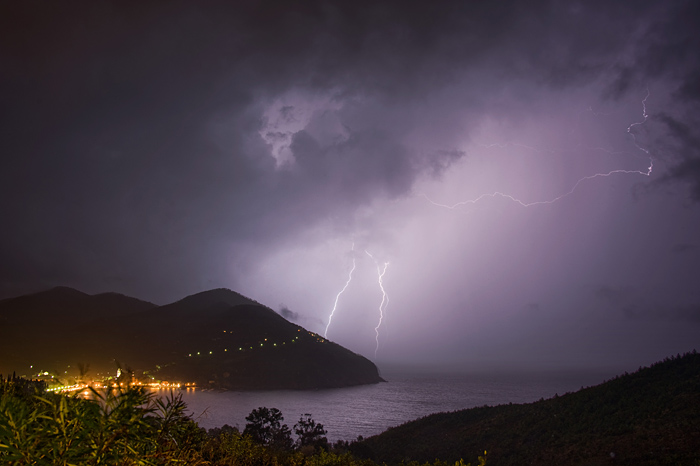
[1,0,699,371]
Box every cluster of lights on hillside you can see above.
[45,380,195,394]
[21,329,331,393]
[186,328,327,358]
[20,365,195,394]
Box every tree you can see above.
[294,413,328,451]
[243,407,293,450]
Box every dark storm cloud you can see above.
[289,127,416,200]
[425,149,465,178]
[278,305,299,322]
[278,303,325,328]
[623,305,700,323]
[1,0,698,303]
[650,113,700,201]
[671,243,694,254]
[597,286,700,323]
[596,286,629,306]
[526,303,542,314]
[606,0,700,201]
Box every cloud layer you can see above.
[1,0,699,370]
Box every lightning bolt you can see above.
[423,92,654,210]
[324,243,356,338]
[365,250,389,358]
[627,88,650,155]
[422,164,652,209]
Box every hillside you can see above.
[353,352,700,466]
[0,287,157,374]
[0,288,384,390]
[0,286,157,326]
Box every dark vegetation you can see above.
[0,374,486,466]
[354,351,700,466]
[0,287,384,390]
[1,287,697,464]
[0,374,205,465]
[1,353,698,465]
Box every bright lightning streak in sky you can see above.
[422,164,652,209]
[365,250,389,358]
[324,244,356,339]
[627,88,651,155]
[424,92,654,210]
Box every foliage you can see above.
[0,373,47,398]
[200,430,284,466]
[294,413,329,451]
[0,378,205,465]
[0,375,489,466]
[244,407,294,451]
[17,352,700,466]
[355,351,700,466]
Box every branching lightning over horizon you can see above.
[324,94,654,358]
[365,250,389,358]
[323,245,390,358]
[423,92,654,210]
[324,243,356,339]
[627,88,651,156]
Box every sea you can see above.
[177,367,614,442]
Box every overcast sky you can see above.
[2,0,699,371]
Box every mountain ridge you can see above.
[0,287,384,390]
[0,286,157,326]
[353,351,700,466]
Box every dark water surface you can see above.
[178,369,612,442]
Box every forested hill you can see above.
[354,352,700,466]
[0,287,384,390]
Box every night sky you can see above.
[2,1,699,371]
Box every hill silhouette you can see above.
[0,288,383,390]
[353,351,700,466]
[0,287,157,375]
[0,286,156,326]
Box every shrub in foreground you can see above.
[1,376,485,466]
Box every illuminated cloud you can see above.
[1,0,699,370]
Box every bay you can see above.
[178,368,612,442]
